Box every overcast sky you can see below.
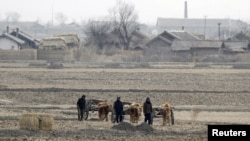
[0,0,249,25]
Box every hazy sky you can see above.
[0,0,249,25]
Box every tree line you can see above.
[84,0,139,51]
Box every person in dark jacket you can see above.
[143,97,153,125]
[113,97,124,123]
[77,95,86,121]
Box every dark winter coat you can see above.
[77,98,86,109]
[114,100,123,114]
[143,100,153,114]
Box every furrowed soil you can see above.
[0,65,250,141]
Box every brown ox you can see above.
[129,103,142,123]
[160,103,174,126]
[97,102,112,121]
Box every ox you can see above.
[159,103,174,126]
[129,103,142,123]
[97,102,113,121]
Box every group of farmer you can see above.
[76,95,153,125]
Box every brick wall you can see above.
[0,49,37,60]
[37,49,74,62]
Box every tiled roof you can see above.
[171,40,223,51]
[231,32,250,42]
[0,33,25,44]
[146,30,201,47]
[10,29,40,45]
[169,30,201,40]
[223,41,248,49]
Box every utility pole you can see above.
[51,0,54,26]
[204,16,207,40]
[218,23,221,40]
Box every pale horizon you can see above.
[0,0,249,25]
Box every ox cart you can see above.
[77,99,92,120]
[77,99,174,126]
[110,101,133,123]
[153,106,175,125]
[122,103,174,125]
[78,99,114,121]
[79,99,132,122]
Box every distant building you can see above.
[10,28,40,49]
[0,33,25,50]
[171,40,223,61]
[146,30,201,48]
[54,33,80,48]
[0,26,39,50]
[39,37,67,50]
[144,30,201,62]
[228,32,250,50]
[222,40,248,54]
[0,21,46,38]
[156,18,247,40]
[38,33,81,62]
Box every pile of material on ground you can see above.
[111,122,136,131]
[135,122,154,132]
[111,122,154,132]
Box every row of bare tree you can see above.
[84,0,139,50]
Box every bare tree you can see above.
[5,11,20,24]
[110,0,139,50]
[84,19,111,50]
[55,12,68,25]
[238,22,250,35]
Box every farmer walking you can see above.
[77,95,86,121]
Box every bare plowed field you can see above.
[0,66,250,141]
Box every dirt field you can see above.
[0,64,250,141]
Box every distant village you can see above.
[0,4,250,63]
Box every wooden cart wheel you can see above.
[111,110,116,123]
[84,100,91,120]
[83,108,89,120]
[171,108,174,125]
[77,105,81,121]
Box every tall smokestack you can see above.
[184,1,188,19]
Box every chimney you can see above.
[6,26,9,33]
[184,1,188,19]
[16,28,19,38]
